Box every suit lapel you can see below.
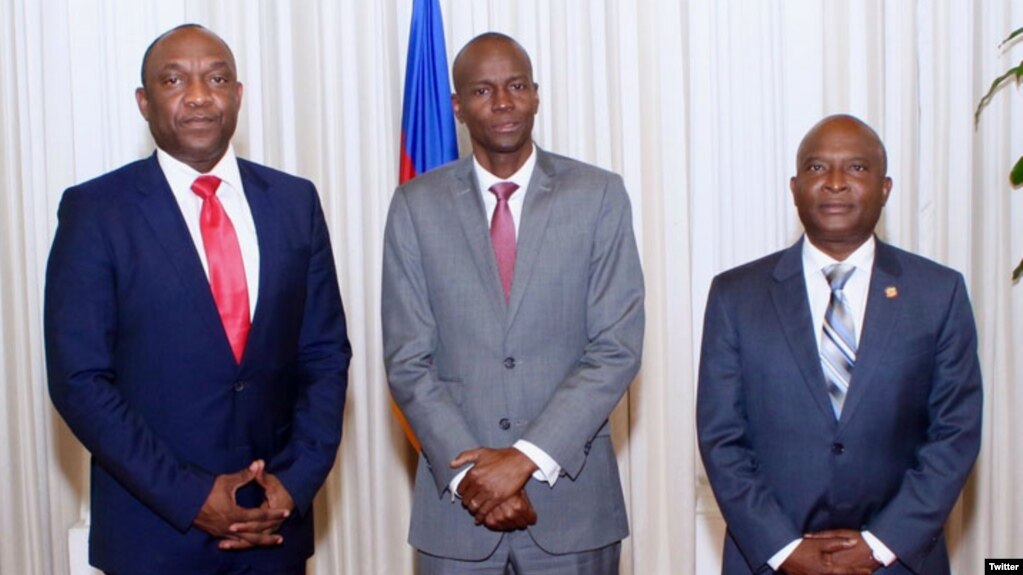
[451,158,508,322]
[133,154,227,345]
[238,160,274,368]
[507,149,555,325]
[770,240,837,423]
[837,241,902,427]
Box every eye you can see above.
[473,87,490,96]
[163,76,181,86]
[210,75,229,85]
[510,82,524,90]
[849,163,867,172]
[807,163,825,172]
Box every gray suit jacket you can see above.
[382,147,644,560]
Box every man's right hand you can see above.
[479,489,537,532]
[193,462,289,549]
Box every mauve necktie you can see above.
[489,181,519,303]
[820,263,857,418]
[191,175,250,363]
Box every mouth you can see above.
[819,203,854,214]
[180,116,218,128]
[492,121,521,134]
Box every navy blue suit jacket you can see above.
[45,153,351,573]
[697,239,982,575]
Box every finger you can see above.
[818,538,858,553]
[228,506,289,526]
[229,516,288,534]
[476,497,502,520]
[221,530,284,548]
[450,449,482,468]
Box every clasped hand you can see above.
[451,447,538,531]
[193,459,295,550]
[780,529,883,575]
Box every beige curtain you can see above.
[1,1,1019,573]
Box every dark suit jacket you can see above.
[382,148,644,559]
[697,238,982,575]
[45,153,351,574]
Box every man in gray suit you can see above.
[382,32,644,574]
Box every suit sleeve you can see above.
[272,185,351,515]
[864,274,982,572]
[44,188,214,532]
[382,188,481,494]
[696,275,804,568]
[518,174,645,478]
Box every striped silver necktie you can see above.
[820,263,857,418]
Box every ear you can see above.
[451,93,463,123]
[236,81,244,106]
[881,176,893,205]
[789,176,798,204]
[135,87,150,121]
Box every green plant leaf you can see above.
[1011,156,1023,187]
[974,64,1023,125]
[1013,258,1023,283]
[999,27,1023,49]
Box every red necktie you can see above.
[191,175,250,363]
[489,182,519,303]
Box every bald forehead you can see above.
[452,34,533,90]
[797,115,887,171]
[141,25,236,86]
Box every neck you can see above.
[474,143,533,179]
[807,235,871,262]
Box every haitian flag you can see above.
[399,0,458,184]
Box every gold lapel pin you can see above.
[885,286,898,299]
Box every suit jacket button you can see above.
[499,418,511,430]
[831,442,845,454]
[233,381,246,392]
[503,357,516,369]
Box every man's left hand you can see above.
[451,447,537,523]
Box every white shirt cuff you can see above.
[513,440,561,487]
[448,466,472,501]
[767,538,803,571]
[861,530,897,567]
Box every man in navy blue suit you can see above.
[697,115,982,575]
[45,24,351,574]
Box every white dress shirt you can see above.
[767,235,896,570]
[157,145,259,319]
[449,145,563,498]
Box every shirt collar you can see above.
[156,144,243,194]
[472,144,537,194]
[802,235,876,274]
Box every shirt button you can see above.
[233,381,247,392]
[499,418,511,430]
[503,357,516,369]
[831,442,845,455]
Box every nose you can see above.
[824,169,848,192]
[491,88,513,112]
[184,80,212,107]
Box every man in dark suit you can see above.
[697,114,982,575]
[44,24,351,574]
[382,33,644,574]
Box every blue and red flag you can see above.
[399,0,458,184]
[395,0,457,450]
